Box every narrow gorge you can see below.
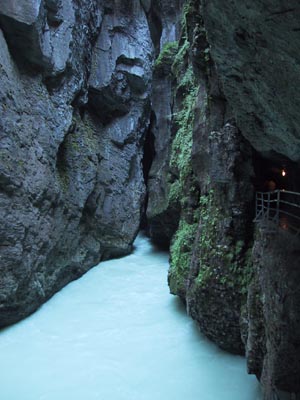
[0,1,299,399]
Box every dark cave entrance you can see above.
[252,152,299,193]
[140,111,156,229]
[252,151,300,232]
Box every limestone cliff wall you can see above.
[147,1,300,398]
[0,0,153,327]
[201,2,300,397]
[202,0,300,163]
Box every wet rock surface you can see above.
[0,0,152,327]
[246,228,300,399]
[145,0,184,246]
[148,1,300,397]
[201,0,300,163]
[187,119,254,355]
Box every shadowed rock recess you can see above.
[1,0,300,399]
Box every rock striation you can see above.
[145,0,184,246]
[148,0,300,398]
[244,228,300,399]
[201,0,300,163]
[0,0,153,327]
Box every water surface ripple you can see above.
[0,234,261,400]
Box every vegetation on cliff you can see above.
[155,1,201,298]
[164,0,255,355]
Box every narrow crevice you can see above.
[145,7,163,56]
[140,111,156,230]
[56,134,71,190]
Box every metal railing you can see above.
[254,190,300,236]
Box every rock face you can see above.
[187,122,254,355]
[246,228,300,398]
[0,0,76,77]
[148,0,300,398]
[0,0,153,327]
[146,0,184,246]
[165,2,255,355]
[201,0,300,163]
[199,2,300,395]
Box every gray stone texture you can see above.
[202,0,300,162]
[189,118,254,355]
[0,0,76,76]
[1,0,300,398]
[199,1,300,396]
[247,229,300,398]
[146,75,180,245]
[88,0,153,123]
[146,0,184,245]
[0,0,152,327]
[0,0,42,25]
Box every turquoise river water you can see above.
[0,234,262,400]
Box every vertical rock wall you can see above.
[162,1,255,355]
[201,0,300,163]
[0,0,153,327]
[148,0,300,398]
[245,228,300,399]
[199,1,300,397]
[146,0,185,245]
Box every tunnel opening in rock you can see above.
[252,151,300,233]
[252,151,298,193]
[140,111,156,230]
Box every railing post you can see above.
[267,191,270,221]
[276,190,280,226]
[254,189,300,234]
[255,192,258,219]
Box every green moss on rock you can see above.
[153,41,178,77]
[167,3,201,299]
[170,67,199,201]
[169,219,198,298]
[194,189,253,296]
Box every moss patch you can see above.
[167,1,201,297]
[169,219,198,297]
[195,189,253,296]
[170,66,199,200]
[154,41,178,77]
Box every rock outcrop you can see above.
[0,0,153,327]
[145,0,184,246]
[201,0,300,163]
[148,0,300,398]
[159,1,255,355]
[245,228,300,399]
[200,2,300,396]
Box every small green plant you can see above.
[194,189,253,295]
[169,66,199,202]
[171,40,189,78]
[169,218,198,296]
[154,41,178,76]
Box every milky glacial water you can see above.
[0,234,261,400]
